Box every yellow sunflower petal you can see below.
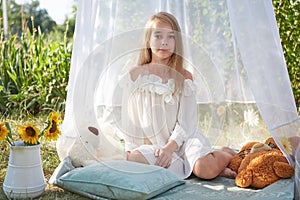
[0,122,9,141]
[44,119,61,141]
[19,123,40,145]
[42,112,62,141]
[49,112,62,125]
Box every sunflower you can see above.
[43,112,62,141]
[19,123,40,145]
[0,122,9,140]
[278,136,292,155]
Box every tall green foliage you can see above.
[0,27,72,117]
[273,0,300,113]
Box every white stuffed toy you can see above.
[68,123,125,167]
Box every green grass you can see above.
[0,117,89,199]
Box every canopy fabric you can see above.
[57,0,300,165]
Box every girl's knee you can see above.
[193,153,228,179]
[193,158,218,179]
[127,150,149,164]
[127,150,139,161]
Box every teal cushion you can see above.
[52,160,185,199]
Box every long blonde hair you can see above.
[137,12,185,93]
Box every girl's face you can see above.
[149,20,175,64]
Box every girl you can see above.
[121,12,236,179]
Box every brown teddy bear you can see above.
[228,141,258,173]
[228,137,281,174]
[229,137,294,189]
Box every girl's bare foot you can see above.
[219,167,237,179]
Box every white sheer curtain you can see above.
[227,0,300,163]
[57,0,300,165]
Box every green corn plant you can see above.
[0,25,72,117]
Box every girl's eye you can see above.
[168,35,175,39]
[154,35,162,39]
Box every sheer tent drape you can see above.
[57,0,300,164]
[227,0,300,162]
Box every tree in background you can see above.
[0,0,56,36]
[25,0,56,33]
[54,1,77,39]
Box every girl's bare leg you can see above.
[221,146,237,156]
[126,150,149,164]
[193,149,236,180]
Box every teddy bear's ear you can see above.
[264,137,278,149]
[240,142,258,152]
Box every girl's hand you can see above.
[154,139,178,168]
[154,148,173,168]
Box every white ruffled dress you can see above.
[120,73,212,179]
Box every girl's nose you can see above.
[161,40,168,46]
